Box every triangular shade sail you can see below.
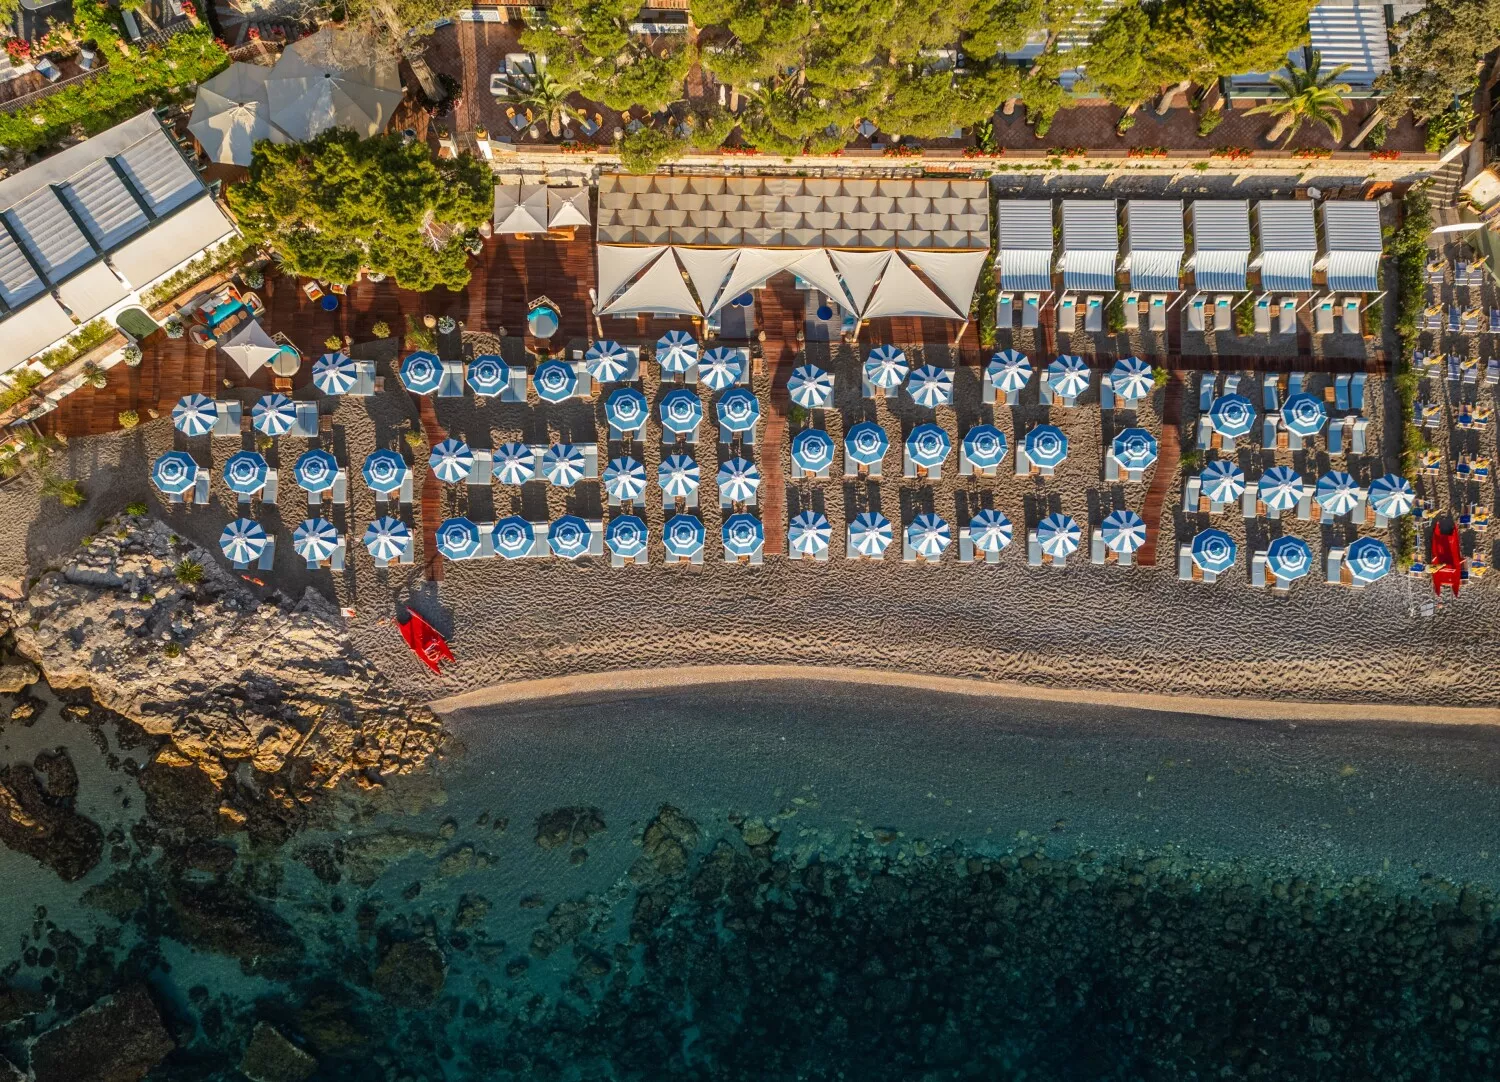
[830,250,893,312]
[596,245,666,307]
[674,246,740,312]
[903,249,989,318]
[600,251,701,316]
[862,255,964,320]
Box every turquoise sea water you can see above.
[5,682,1500,1080]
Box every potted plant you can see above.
[324,335,343,351]
[241,266,264,289]
[372,321,390,339]
[437,316,456,334]
[164,315,185,339]
[122,345,143,367]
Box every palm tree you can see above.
[509,58,580,139]
[1248,48,1353,146]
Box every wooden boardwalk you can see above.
[756,275,806,556]
[415,396,447,582]
[1137,373,1183,568]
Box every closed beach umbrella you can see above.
[962,424,1008,470]
[660,388,704,436]
[584,340,632,383]
[987,349,1032,394]
[664,514,706,558]
[294,449,339,493]
[251,393,296,436]
[493,516,535,560]
[864,344,909,389]
[362,516,410,562]
[467,354,510,397]
[606,514,648,559]
[223,450,269,495]
[907,513,951,559]
[699,347,744,392]
[219,518,268,565]
[542,444,586,487]
[1200,460,1245,504]
[907,364,954,408]
[1267,535,1312,582]
[1191,528,1238,574]
[1047,355,1090,400]
[1037,513,1081,558]
[428,439,474,484]
[845,421,889,466]
[1111,428,1159,472]
[716,388,760,434]
[400,351,442,395]
[788,364,835,409]
[549,515,592,559]
[533,358,578,403]
[1258,466,1303,513]
[1282,393,1328,437]
[1208,393,1256,438]
[1110,357,1154,403]
[968,508,1013,553]
[1368,474,1415,519]
[905,423,951,469]
[656,330,699,374]
[492,442,536,485]
[1024,424,1069,470]
[849,511,894,557]
[722,513,764,558]
[1100,509,1147,554]
[435,516,481,561]
[717,457,761,503]
[1315,470,1360,517]
[604,456,647,502]
[1346,536,1393,584]
[172,393,218,437]
[293,518,340,563]
[791,428,835,473]
[312,351,357,395]
[606,387,649,434]
[363,449,408,494]
[788,510,831,557]
[659,454,701,499]
[152,451,198,496]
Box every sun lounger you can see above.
[1100,375,1115,411]
[438,361,465,397]
[1223,373,1240,396]
[1297,482,1314,521]
[1199,372,1216,412]
[1022,293,1040,329]
[253,535,275,572]
[1346,415,1367,455]
[1313,298,1334,335]
[499,366,528,403]
[466,449,493,487]
[1039,367,1054,406]
[1195,416,1212,450]
[1465,360,1480,387]
[959,527,974,564]
[1449,307,1462,334]
[1491,309,1500,334]
[1334,373,1350,413]
[580,444,600,479]
[348,361,378,397]
[291,401,319,438]
[1027,529,1042,567]
[1261,411,1279,447]
[1278,297,1297,335]
[587,520,604,557]
[1187,296,1205,333]
[1325,546,1343,584]
[332,467,348,505]
[1241,482,1257,518]
[211,400,243,436]
[1465,307,1482,333]
[1123,293,1140,332]
[1340,298,1361,335]
[1214,295,1233,331]
[1262,376,1280,412]
[1104,454,1120,482]
[997,292,1013,330]
[1057,294,1076,334]
[1254,297,1271,334]
[1448,356,1462,384]
[1251,551,1267,588]
[1288,371,1304,396]
[1014,445,1030,477]
[1327,418,1344,455]
[527,522,550,558]
[1182,474,1201,513]
[1091,528,1106,565]
[258,469,277,506]
[1177,544,1192,581]
[192,470,210,506]
[1085,295,1103,333]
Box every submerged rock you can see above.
[372,939,446,1007]
[0,756,102,881]
[534,807,606,850]
[29,984,173,1082]
[239,1022,317,1082]
[0,656,37,694]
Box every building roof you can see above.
[1126,200,1184,252]
[997,201,1053,291]
[1191,201,1251,253]
[1256,201,1317,253]
[1308,3,1390,88]
[1061,201,1117,252]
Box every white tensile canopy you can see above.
[219,319,282,377]
[265,28,403,142]
[188,63,289,166]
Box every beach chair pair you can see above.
[307,468,349,510]
[307,539,346,572]
[1012,445,1051,478]
[372,534,416,570]
[903,450,943,481]
[1422,306,1443,332]
[230,535,276,573]
[211,400,243,436]
[959,525,1002,565]
[169,470,212,508]
[288,401,319,438]
[497,365,528,403]
[465,449,494,489]
[238,468,279,509]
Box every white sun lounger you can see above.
[1099,375,1115,411]
[1340,297,1360,335]
[291,401,319,438]
[1314,298,1335,336]
[1182,474,1201,513]
[1261,411,1279,446]
[349,361,377,397]
[1327,418,1345,456]
[212,400,242,436]
[1123,293,1139,331]
[438,361,466,397]
[467,449,492,487]
[1351,416,1368,454]
[1326,546,1344,584]
[1149,296,1167,332]
[1199,372,1216,412]
[997,292,1013,330]
[257,535,275,571]
[1214,295,1233,331]
[1297,482,1314,521]
[1021,293,1040,329]
[527,521,550,558]
[1350,372,1366,413]
[1187,296,1205,333]
[1090,528,1106,565]
[1277,297,1297,335]
[192,469,210,506]
[1242,484,1256,519]
[1251,550,1267,588]
[1026,529,1042,567]
[1085,295,1103,333]
[1178,544,1192,581]
[1254,297,1271,334]
[261,469,278,506]
[1058,294,1077,334]
[499,367,528,403]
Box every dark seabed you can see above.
[4,680,1500,1081]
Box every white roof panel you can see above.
[830,250,893,312]
[1308,3,1390,86]
[0,294,76,375]
[1256,201,1316,252]
[6,189,95,282]
[115,130,200,215]
[1321,200,1382,252]
[0,229,44,308]
[596,245,665,306]
[1191,201,1250,252]
[1260,251,1314,292]
[55,260,128,324]
[997,200,1051,252]
[1128,250,1183,292]
[1126,200,1184,252]
[63,161,149,251]
[109,194,236,288]
[862,256,963,320]
[1061,201,1117,253]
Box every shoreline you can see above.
[428,664,1500,727]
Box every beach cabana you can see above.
[224,450,270,497]
[1318,201,1383,293]
[1022,424,1068,474]
[251,393,296,437]
[294,448,340,495]
[1187,201,1251,293]
[219,518,269,568]
[428,439,474,484]
[997,200,1054,293]
[1200,460,1245,507]
[606,387,649,439]
[1368,473,1415,525]
[848,511,894,559]
[548,515,594,560]
[1345,536,1392,585]
[656,330,699,375]
[659,454,701,503]
[1191,528,1237,580]
[717,457,761,505]
[788,510,832,560]
[1315,470,1361,518]
[699,347,744,392]
[722,513,765,563]
[604,457,647,506]
[363,450,410,497]
[312,352,358,395]
[362,517,412,566]
[585,340,635,383]
[1258,465,1303,514]
[542,444,587,487]
[963,508,1013,564]
[400,352,442,395]
[1209,393,1256,440]
[791,429,836,476]
[905,513,951,562]
[1124,200,1184,292]
[716,389,760,441]
[467,355,511,398]
[906,365,954,409]
[1059,201,1118,292]
[1266,535,1312,587]
[493,443,536,486]
[864,344,909,394]
[173,394,218,437]
[533,358,580,404]
[664,514,706,563]
[660,388,704,439]
[845,422,890,473]
[1109,357,1154,405]
[1045,355,1090,407]
[606,514,648,566]
[292,517,342,569]
[1253,202,1316,293]
[904,423,951,476]
[435,517,481,561]
[1036,513,1081,562]
[152,451,199,498]
[788,364,834,409]
[1282,393,1328,439]
[986,350,1033,406]
[493,516,536,560]
[1100,509,1147,561]
[961,424,1008,476]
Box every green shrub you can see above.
[1235,299,1256,336]
[33,319,115,371]
[372,321,391,339]
[82,364,108,389]
[1115,114,1135,136]
[122,345,143,367]
[324,335,343,351]
[174,559,204,585]
[117,410,139,429]
[0,369,45,411]
[1106,294,1125,334]
[404,429,426,450]
[41,476,86,508]
[125,501,148,516]
[619,127,686,174]
[1197,109,1224,137]
[405,314,436,352]
[163,642,182,659]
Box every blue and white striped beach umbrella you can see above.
[664,514,706,558]
[467,354,510,397]
[1368,473,1415,519]
[151,451,198,496]
[492,442,535,485]
[533,358,578,403]
[907,513,951,559]
[1346,536,1393,584]
[493,516,535,560]
[1191,528,1238,574]
[864,344,909,388]
[1282,392,1328,437]
[905,423,951,469]
[1208,393,1256,438]
[787,364,835,409]
[429,439,474,484]
[845,421,889,466]
[1111,428,1159,472]
[717,457,761,503]
[656,330,699,374]
[293,518,341,563]
[549,515,592,559]
[722,513,764,558]
[849,511,893,557]
[362,516,411,562]
[791,428,835,473]
[659,454,701,499]
[363,449,409,494]
[435,516,481,561]
[716,388,760,434]
[1110,357,1154,403]
[1024,424,1069,470]
[400,351,442,395]
[312,351,357,395]
[172,393,218,436]
[1258,466,1304,513]
[606,387,649,435]
[1315,470,1360,517]
[1267,535,1312,582]
[1037,513,1081,558]
[660,388,704,436]
[1047,355,1090,400]
[223,450,269,495]
[968,508,1013,553]
[294,449,339,493]
[962,424,1008,470]
[987,349,1032,394]
[606,514,648,559]
[698,346,743,392]
[906,364,954,408]
[788,510,831,557]
[604,456,647,502]
[1100,509,1147,554]
[219,518,267,565]
[1200,460,1245,504]
[584,340,632,382]
[542,444,586,487]
[251,393,296,436]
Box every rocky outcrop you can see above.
[28,984,174,1082]
[371,939,446,1007]
[239,1022,317,1082]
[0,752,102,881]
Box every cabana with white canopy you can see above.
[996,200,1053,293]
[1123,200,1184,292]
[1058,201,1118,292]
[1252,201,1317,293]
[1185,200,1251,293]
[1318,201,1383,293]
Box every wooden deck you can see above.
[757,275,806,556]
[1136,372,1183,568]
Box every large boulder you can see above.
[239,1022,317,1082]
[0,754,102,881]
[29,985,174,1082]
[371,939,446,1007]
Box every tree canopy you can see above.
[520,0,694,112]
[227,130,492,293]
[1379,0,1500,123]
